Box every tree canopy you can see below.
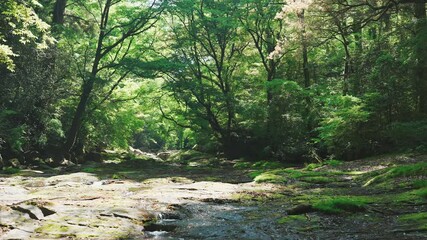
[0,0,426,164]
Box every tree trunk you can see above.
[353,21,363,95]
[63,78,95,153]
[53,0,67,25]
[64,47,103,153]
[63,0,110,153]
[342,41,351,96]
[266,64,276,104]
[414,1,427,114]
[299,10,312,131]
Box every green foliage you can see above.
[325,159,343,166]
[0,0,424,163]
[316,95,371,159]
[388,121,427,150]
[82,167,96,173]
[0,110,27,152]
[0,0,53,71]
[3,167,21,174]
[265,80,309,160]
[111,173,123,180]
[84,105,144,150]
[252,161,283,169]
[304,163,321,171]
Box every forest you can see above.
[0,0,426,239]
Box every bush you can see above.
[388,121,427,150]
[264,80,310,161]
[0,110,27,153]
[315,95,371,159]
[3,167,20,174]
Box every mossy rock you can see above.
[254,173,287,183]
[35,223,71,237]
[391,187,427,204]
[251,167,341,184]
[299,176,336,184]
[313,197,367,214]
[233,161,252,169]
[364,162,427,187]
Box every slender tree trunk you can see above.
[302,42,310,89]
[266,29,277,104]
[266,64,276,104]
[354,22,363,53]
[353,21,363,95]
[414,1,427,113]
[64,0,111,153]
[343,44,350,96]
[298,10,310,90]
[63,59,101,153]
[53,0,67,25]
[299,10,312,131]
[63,77,94,153]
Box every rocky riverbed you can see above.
[0,152,426,239]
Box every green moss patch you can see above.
[413,180,427,189]
[415,188,427,199]
[35,223,70,233]
[398,212,427,231]
[390,187,427,204]
[82,167,96,173]
[364,162,427,186]
[399,212,427,222]
[252,168,341,184]
[254,173,288,183]
[234,160,286,170]
[313,197,368,214]
[299,176,337,184]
